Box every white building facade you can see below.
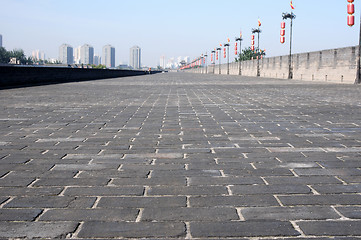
[129,46,141,69]
[59,44,73,64]
[102,45,115,68]
[80,44,94,65]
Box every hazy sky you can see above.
[0,0,360,67]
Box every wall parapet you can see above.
[0,65,159,88]
[184,46,359,84]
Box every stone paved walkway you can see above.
[0,73,361,239]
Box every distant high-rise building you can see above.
[73,46,81,64]
[94,55,101,66]
[59,44,73,65]
[0,34,2,48]
[102,45,115,68]
[160,55,166,69]
[80,44,94,65]
[32,50,46,61]
[129,46,141,69]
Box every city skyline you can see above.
[0,0,360,67]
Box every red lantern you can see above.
[216,52,218,60]
[348,3,355,15]
[280,36,285,44]
[281,21,286,29]
[280,29,286,36]
[348,14,355,26]
[235,51,238,55]
[251,35,255,40]
[251,45,255,51]
[348,0,354,2]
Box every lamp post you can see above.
[217,46,222,74]
[282,12,296,79]
[348,0,361,84]
[235,35,243,75]
[211,50,216,74]
[252,28,261,77]
[224,42,230,75]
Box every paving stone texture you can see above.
[0,73,361,239]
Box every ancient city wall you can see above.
[0,65,158,88]
[187,46,358,84]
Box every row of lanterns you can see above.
[251,35,255,51]
[280,21,286,44]
[348,0,355,27]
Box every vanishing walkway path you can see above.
[1,73,361,239]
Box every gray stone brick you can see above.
[189,176,264,186]
[151,169,221,177]
[110,177,186,186]
[147,186,228,196]
[39,208,138,221]
[311,184,361,194]
[190,195,280,207]
[264,176,343,185]
[64,186,144,196]
[278,194,361,206]
[52,163,119,171]
[230,184,312,195]
[190,221,300,238]
[294,168,361,176]
[67,197,97,208]
[336,206,361,219]
[4,196,75,208]
[0,177,35,187]
[0,221,78,239]
[225,168,293,176]
[76,169,149,178]
[298,221,361,236]
[0,187,63,196]
[142,207,238,221]
[97,196,187,208]
[33,178,109,187]
[78,221,186,238]
[241,206,340,220]
[0,209,42,221]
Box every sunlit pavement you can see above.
[1,73,361,239]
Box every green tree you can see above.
[0,47,10,63]
[235,47,266,62]
[91,64,106,69]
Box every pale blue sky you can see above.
[0,0,359,67]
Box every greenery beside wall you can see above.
[0,47,33,65]
[235,47,266,62]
